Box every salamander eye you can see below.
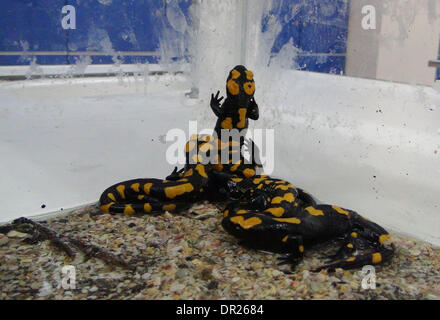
[227,79,239,95]
[243,81,255,95]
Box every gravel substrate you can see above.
[1,203,439,300]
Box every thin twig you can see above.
[12,217,135,270]
[13,217,74,258]
[69,238,136,271]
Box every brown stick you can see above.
[13,217,74,258]
[13,217,135,270]
[69,238,136,271]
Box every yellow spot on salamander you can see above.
[163,204,176,212]
[253,177,266,184]
[230,162,241,172]
[116,185,126,199]
[236,209,248,215]
[231,69,240,79]
[123,205,135,215]
[372,252,382,264]
[271,193,295,204]
[243,168,255,178]
[332,205,350,216]
[223,209,229,217]
[245,70,253,80]
[351,232,358,238]
[185,140,196,153]
[216,138,229,150]
[164,183,195,199]
[227,79,239,95]
[257,184,263,189]
[137,195,145,200]
[100,202,114,213]
[192,154,203,163]
[107,193,116,201]
[131,183,140,192]
[379,234,391,244]
[243,81,255,95]
[237,108,247,129]
[144,203,152,213]
[282,236,288,242]
[199,142,212,153]
[144,183,153,195]
[221,117,233,129]
[299,245,304,253]
[231,177,243,183]
[275,184,291,190]
[273,217,301,224]
[184,169,193,177]
[230,216,262,229]
[195,164,208,178]
[346,257,356,262]
[347,243,354,248]
[305,206,324,216]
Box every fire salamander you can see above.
[99,65,394,271]
[99,65,261,215]
[219,173,394,271]
[210,64,262,177]
[100,134,217,214]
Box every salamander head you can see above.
[226,65,255,107]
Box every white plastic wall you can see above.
[346,0,440,85]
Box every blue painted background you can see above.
[263,0,350,74]
[0,0,349,75]
[0,0,191,65]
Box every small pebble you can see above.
[7,231,29,238]
[0,235,10,246]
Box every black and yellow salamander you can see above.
[99,65,262,215]
[99,65,394,271]
[219,173,394,271]
[99,134,213,214]
[209,65,262,178]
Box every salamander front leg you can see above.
[166,166,185,181]
[277,234,304,271]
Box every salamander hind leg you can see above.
[313,211,394,271]
[313,243,395,272]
